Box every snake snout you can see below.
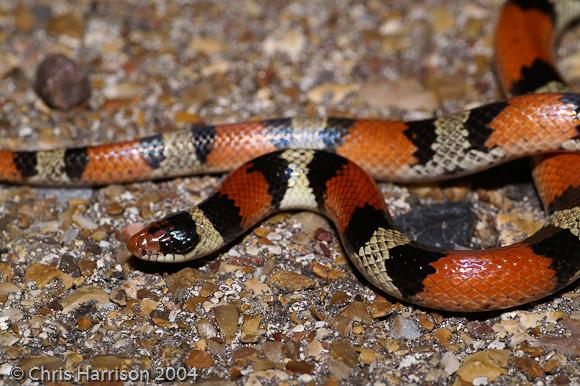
[127,227,161,259]
[126,211,200,261]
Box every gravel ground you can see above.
[0,0,579,385]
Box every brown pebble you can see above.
[232,347,258,366]
[321,376,341,386]
[368,296,394,318]
[286,360,315,374]
[105,202,125,216]
[330,340,358,368]
[165,268,207,299]
[89,229,108,242]
[78,259,96,276]
[240,315,262,343]
[84,240,102,255]
[20,356,66,374]
[561,317,580,336]
[514,356,545,379]
[0,293,10,305]
[314,227,333,241]
[184,349,214,369]
[207,338,226,355]
[262,259,276,276]
[35,54,91,110]
[254,359,277,371]
[137,289,159,301]
[48,299,63,311]
[158,345,178,360]
[199,281,217,297]
[456,350,509,383]
[230,367,242,379]
[47,13,84,38]
[24,263,73,289]
[283,340,300,360]
[109,288,127,306]
[257,237,273,246]
[417,314,435,331]
[77,316,92,331]
[270,271,316,291]
[330,291,349,305]
[529,326,542,337]
[542,353,566,373]
[319,242,332,258]
[262,341,284,363]
[214,303,239,344]
[333,315,354,338]
[61,286,108,314]
[17,213,31,229]
[291,331,307,342]
[150,309,170,321]
[305,339,324,358]
[337,301,373,324]
[431,312,445,324]
[175,111,202,124]
[90,354,132,371]
[14,4,37,33]
[553,375,570,385]
[152,315,172,327]
[0,262,14,281]
[311,262,346,281]
[58,254,80,276]
[183,296,206,312]
[254,227,270,238]
[140,299,159,317]
[434,327,454,348]
[519,342,543,358]
[5,346,22,360]
[466,321,494,338]
[359,348,378,365]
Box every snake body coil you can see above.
[2,1,580,311]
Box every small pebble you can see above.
[270,271,316,291]
[214,303,239,344]
[184,349,214,368]
[441,352,460,374]
[35,54,91,110]
[390,315,421,339]
[77,316,92,331]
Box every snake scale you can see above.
[1,0,579,311]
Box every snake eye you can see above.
[154,211,200,255]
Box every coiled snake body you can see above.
[1,0,580,311]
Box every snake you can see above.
[1,0,580,312]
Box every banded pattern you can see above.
[126,0,580,312]
[127,149,580,311]
[1,94,580,185]
[3,0,580,311]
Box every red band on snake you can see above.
[2,0,580,311]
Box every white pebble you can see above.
[291,324,305,333]
[268,245,282,255]
[246,245,259,255]
[441,352,460,375]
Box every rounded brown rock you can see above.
[34,54,91,110]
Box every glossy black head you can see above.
[128,211,200,260]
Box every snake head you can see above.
[127,211,199,262]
